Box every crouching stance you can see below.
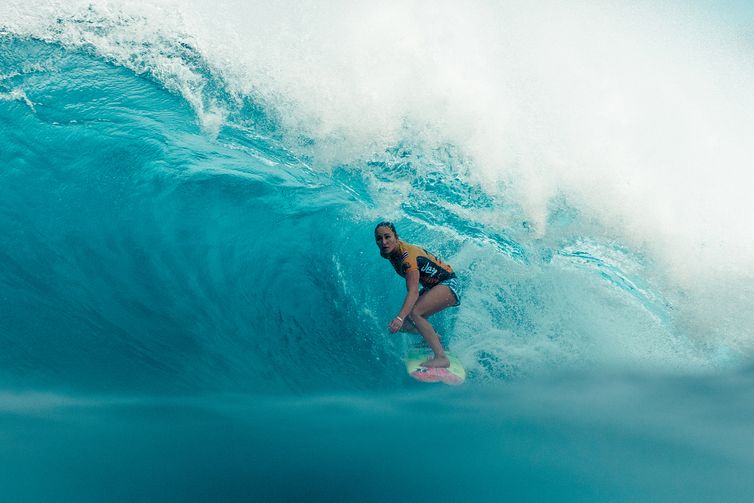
[374,221,461,368]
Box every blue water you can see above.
[2,2,754,501]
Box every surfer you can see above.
[374,221,461,368]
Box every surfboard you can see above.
[405,344,465,385]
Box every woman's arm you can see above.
[388,270,420,333]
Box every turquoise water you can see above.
[2,2,754,501]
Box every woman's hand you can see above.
[388,315,404,333]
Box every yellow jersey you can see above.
[389,240,456,288]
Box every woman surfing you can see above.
[374,222,462,368]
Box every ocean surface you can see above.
[2,1,754,501]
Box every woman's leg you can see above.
[409,285,457,368]
[399,318,419,334]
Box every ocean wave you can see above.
[1,2,753,395]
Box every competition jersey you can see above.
[389,240,456,288]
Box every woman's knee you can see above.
[409,306,426,321]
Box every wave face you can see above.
[2,1,754,500]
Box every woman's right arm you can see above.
[388,270,420,333]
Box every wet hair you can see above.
[374,221,398,238]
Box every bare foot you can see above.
[421,356,450,368]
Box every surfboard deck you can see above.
[405,344,465,385]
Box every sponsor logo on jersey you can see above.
[420,261,438,276]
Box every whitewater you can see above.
[2,0,754,501]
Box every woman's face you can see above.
[375,226,398,257]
